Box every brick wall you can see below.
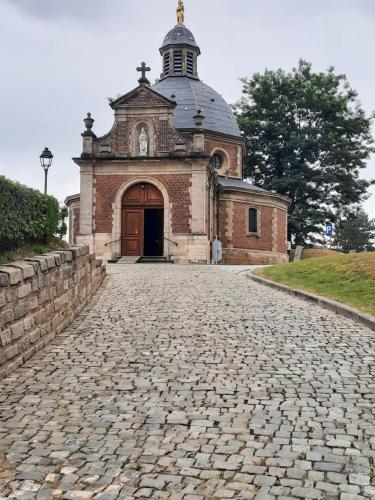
[219,198,288,264]
[0,246,106,380]
[95,174,192,234]
[114,122,129,154]
[222,249,288,265]
[232,203,274,252]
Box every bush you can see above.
[0,176,60,251]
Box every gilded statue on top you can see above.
[177,0,185,25]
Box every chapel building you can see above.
[66,1,289,265]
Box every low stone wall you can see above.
[0,246,106,380]
[172,235,210,264]
[222,248,289,265]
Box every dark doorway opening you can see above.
[144,209,164,257]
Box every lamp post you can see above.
[39,147,54,194]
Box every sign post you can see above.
[326,223,334,249]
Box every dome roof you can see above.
[160,24,200,51]
[152,77,241,138]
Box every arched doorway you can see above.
[121,183,164,257]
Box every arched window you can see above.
[248,208,258,234]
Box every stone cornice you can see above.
[220,188,290,209]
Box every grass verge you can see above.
[257,253,375,316]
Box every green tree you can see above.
[334,207,375,253]
[235,60,374,244]
[57,206,68,240]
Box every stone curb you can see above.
[250,272,375,332]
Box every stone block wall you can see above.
[0,246,106,380]
[222,248,289,265]
[172,234,210,264]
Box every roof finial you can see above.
[137,61,151,86]
[177,0,185,25]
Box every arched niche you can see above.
[131,121,155,157]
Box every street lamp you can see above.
[39,147,54,195]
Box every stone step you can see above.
[137,256,174,264]
[117,256,140,264]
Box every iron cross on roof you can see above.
[137,62,151,86]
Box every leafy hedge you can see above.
[0,176,60,251]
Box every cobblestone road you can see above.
[1,265,374,499]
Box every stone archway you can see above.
[112,178,171,259]
[121,183,164,257]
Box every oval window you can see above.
[210,153,223,170]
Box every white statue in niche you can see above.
[139,127,148,156]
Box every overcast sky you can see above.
[0,0,374,217]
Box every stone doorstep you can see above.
[250,272,375,332]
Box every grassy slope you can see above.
[302,248,338,259]
[259,253,375,316]
[0,239,67,266]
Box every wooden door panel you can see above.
[124,239,141,254]
[124,210,141,235]
[122,184,164,207]
[123,185,144,205]
[122,209,143,255]
[145,185,163,205]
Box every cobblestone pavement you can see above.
[1,264,374,500]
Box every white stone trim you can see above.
[79,165,94,244]
[272,207,278,252]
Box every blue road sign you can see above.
[326,223,334,237]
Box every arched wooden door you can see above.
[121,183,164,256]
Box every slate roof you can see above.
[160,25,200,51]
[218,177,268,192]
[152,77,242,138]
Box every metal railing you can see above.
[164,237,178,247]
[105,237,177,250]
[104,238,121,248]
